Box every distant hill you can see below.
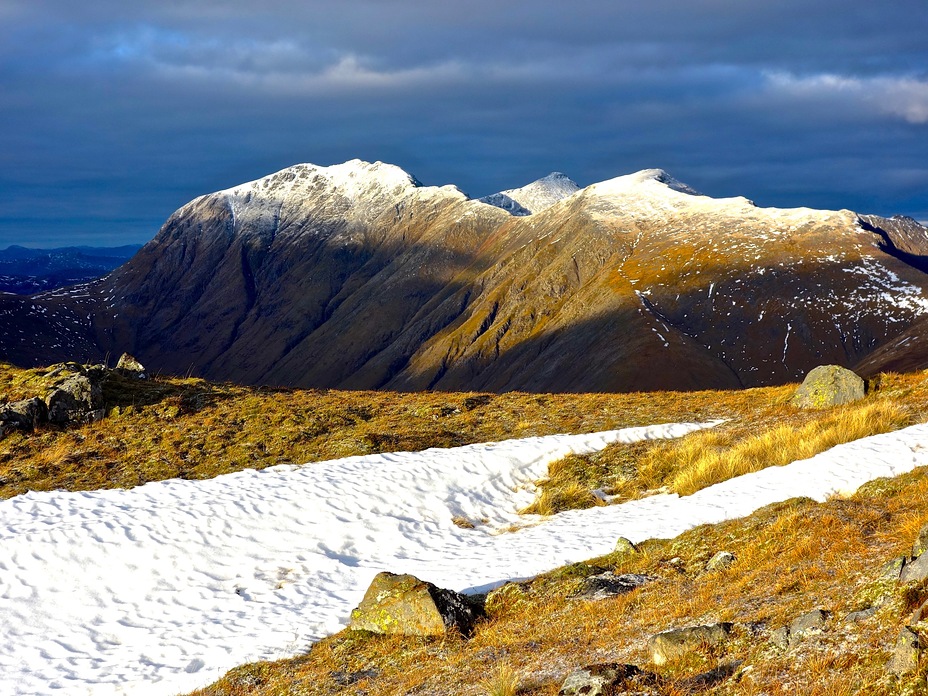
[1,159,928,391]
[0,244,141,295]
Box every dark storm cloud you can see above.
[1,0,927,246]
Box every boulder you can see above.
[887,627,921,676]
[649,623,732,665]
[115,353,147,379]
[0,397,48,430]
[348,572,482,637]
[558,663,660,696]
[570,572,656,601]
[45,373,104,424]
[791,365,865,409]
[882,556,907,581]
[900,553,928,583]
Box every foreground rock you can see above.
[45,371,105,423]
[558,663,661,696]
[887,627,922,676]
[791,365,865,409]
[649,623,733,665]
[0,397,47,432]
[349,572,482,637]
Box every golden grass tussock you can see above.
[479,661,520,696]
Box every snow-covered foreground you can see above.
[1,420,927,695]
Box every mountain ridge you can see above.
[2,159,928,392]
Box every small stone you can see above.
[769,626,791,650]
[845,607,878,623]
[705,551,735,572]
[570,572,656,601]
[649,623,732,665]
[887,627,921,676]
[614,537,638,555]
[791,365,865,409]
[558,663,660,696]
[788,609,829,646]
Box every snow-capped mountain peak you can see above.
[478,171,581,216]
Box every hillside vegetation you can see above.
[4,362,928,693]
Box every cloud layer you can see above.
[1,1,927,246]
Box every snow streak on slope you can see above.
[0,422,712,696]
[3,420,928,695]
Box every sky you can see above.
[1,1,927,247]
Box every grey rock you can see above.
[913,522,928,559]
[845,606,878,622]
[791,365,865,409]
[705,551,735,572]
[770,626,791,650]
[887,626,921,676]
[614,536,638,555]
[0,397,48,430]
[901,553,928,583]
[649,623,732,665]
[348,572,482,637]
[558,663,660,696]
[115,353,147,379]
[45,373,104,423]
[788,609,829,646]
[882,556,907,580]
[571,572,656,601]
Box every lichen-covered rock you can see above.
[614,537,638,555]
[705,551,735,572]
[0,397,48,431]
[649,623,732,665]
[45,373,104,423]
[115,353,147,379]
[791,365,865,409]
[558,663,660,696]
[348,572,482,637]
[887,626,921,676]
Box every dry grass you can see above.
[529,382,920,513]
[0,362,806,500]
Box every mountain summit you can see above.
[478,172,581,215]
[2,159,928,392]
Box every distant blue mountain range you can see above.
[0,244,141,295]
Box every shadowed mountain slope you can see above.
[2,160,928,392]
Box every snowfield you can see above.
[2,419,928,695]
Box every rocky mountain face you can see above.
[2,160,928,392]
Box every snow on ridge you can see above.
[479,172,581,216]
